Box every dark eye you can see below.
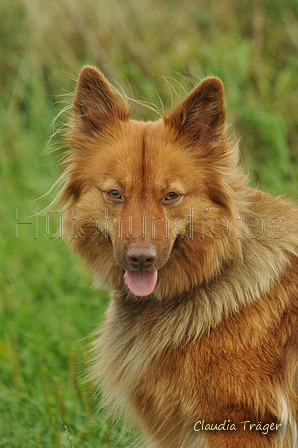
[108,189,122,200]
[164,192,179,202]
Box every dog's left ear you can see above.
[164,77,225,145]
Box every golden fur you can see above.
[55,66,298,447]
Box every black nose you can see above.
[127,245,157,269]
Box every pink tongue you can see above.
[124,270,158,297]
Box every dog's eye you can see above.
[108,190,122,200]
[164,192,179,201]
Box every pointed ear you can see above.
[74,66,130,133]
[164,77,225,145]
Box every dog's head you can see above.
[56,66,245,299]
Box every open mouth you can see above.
[123,270,158,297]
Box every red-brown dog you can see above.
[55,66,298,447]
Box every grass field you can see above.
[1,0,298,447]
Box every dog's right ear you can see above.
[74,66,130,134]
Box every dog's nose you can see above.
[127,245,157,269]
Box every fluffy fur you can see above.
[55,66,298,447]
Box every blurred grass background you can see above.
[0,0,298,447]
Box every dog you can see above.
[54,66,298,447]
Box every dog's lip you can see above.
[107,234,113,247]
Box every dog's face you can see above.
[58,67,242,299]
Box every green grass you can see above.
[1,0,298,446]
